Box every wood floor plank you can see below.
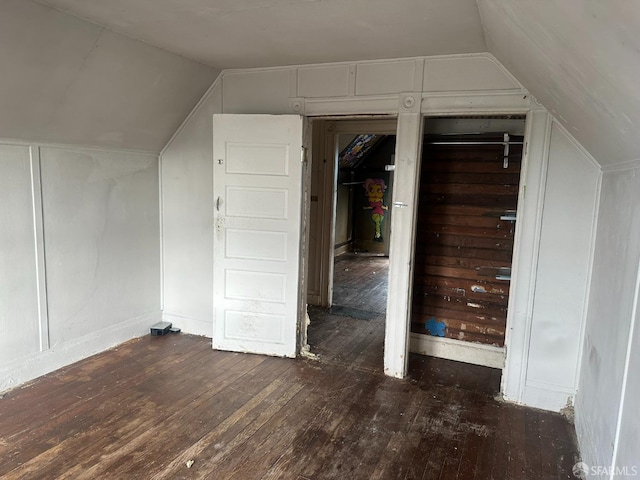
[332,253,389,314]
[224,380,334,479]
[0,337,165,435]
[258,364,371,478]
[504,405,528,479]
[0,337,211,478]
[322,380,413,479]
[298,374,387,479]
[0,333,581,480]
[401,391,450,480]
[85,352,274,478]
[149,359,296,479]
[3,345,231,479]
[368,388,428,480]
[471,405,499,479]
[0,255,580,480]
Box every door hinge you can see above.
[301,147,308,163]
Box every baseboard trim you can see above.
[334,243,351,257]
[513,382,575,413]
[409,333,506,369]
[0,311,160,393]
[163,312,212,338]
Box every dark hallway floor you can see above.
[331,252,389,316]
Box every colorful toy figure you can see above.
[363,178,388,242]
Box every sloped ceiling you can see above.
[0,0,218,152]
[11,0,640,165]
[35,0,488,68]
[478,0,640,166]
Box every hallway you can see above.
[307,252,388,372]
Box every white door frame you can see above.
[299,92,546,385]
[383,112,424,378]
[305,115,418,378]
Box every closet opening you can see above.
[410,115,526,371]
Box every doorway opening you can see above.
[409,115,526,373]
[306,119,397,372]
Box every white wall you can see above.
[0,146,42,362]
[160,82,222,336]
[516,121,600,410]
[615,292,640,477]
[0,142,160,392]
[160,53,601,411]
[0,0,218,153]
[575,165,640,474]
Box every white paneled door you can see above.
[213,114,303,357]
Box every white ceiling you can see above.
[30,0,640,164]
[35,0,488,68]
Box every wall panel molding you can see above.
[29,146,49,352]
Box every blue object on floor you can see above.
[425,317,446,337]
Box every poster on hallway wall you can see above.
[354,172,391,255]
[363,178,388,243]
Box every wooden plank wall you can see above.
[411,136,523,346]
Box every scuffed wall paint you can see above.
[523,122,600,399]
[1,143,161,392]
[41,147,160,344]
[575,166,640,470]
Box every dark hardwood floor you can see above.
[0,254,579,479]
[331,252,389,315]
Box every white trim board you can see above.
[0,138,159,157]
[160,74,223,156]
[601,157,640,173]
[29,146,49,352]
[409,333,506,369]
[501,110,552,405]
[384,112,423,378]
[521,382,574,412]
[334,243,351,257]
